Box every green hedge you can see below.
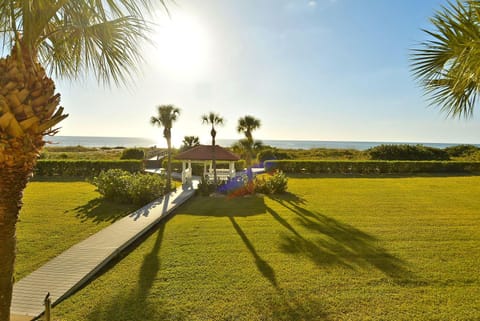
[264,160,480,174]
[35,160,143,177]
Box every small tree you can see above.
[232,139,264,166]
[201,112,224,186]
[180,136,200,151]
[151,105,180,191]
[237,115,261,167]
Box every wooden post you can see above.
[44,292,51,321]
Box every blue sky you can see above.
[55,0,480,147]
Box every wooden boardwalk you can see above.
[10,185,196,320]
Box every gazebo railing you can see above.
[205,169,232,182]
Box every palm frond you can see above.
[411,0,480,118]
[1,0,170,86]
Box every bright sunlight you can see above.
[151,12,210,79]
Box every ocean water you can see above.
[48,136,479,151]
[47,136,156,148]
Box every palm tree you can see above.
[201,112,224,185]
[151,105,180,192]
[0,1,168,319]
[232,138,264,165]
[411,0,480,118]
[181,135,200,150]
[237,115,261,167]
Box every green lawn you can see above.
[16,179,137,280]
[28,176,480,320]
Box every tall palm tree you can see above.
[181,135,200,150]
[151,105,180,192]
[411,0,480,118]
[201,112,224,185]
[0,1,168,319]
[237,115,261,167]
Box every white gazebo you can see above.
[175,145,240,185]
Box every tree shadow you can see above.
[73,198,137,224]
[138,223,165,300]
[229,217,278,288]
[128,196,167,221]
[269,194,417,283]
[253,289,331,321]
[84,223,182,321]
[178,195,266,217]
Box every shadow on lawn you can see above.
[179,195,266,217]
[85,223,186,321]
[270,193,415,283]
[229,217,278,288]
[72,198,136,224]
[253,289,331,321]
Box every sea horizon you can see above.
[47,135,480,151]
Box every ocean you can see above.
[47,136,480,151]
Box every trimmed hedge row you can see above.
[264,160,480,174]
[35,160,143,177]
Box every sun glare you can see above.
[152,13,210,79]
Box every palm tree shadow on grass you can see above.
[253,289,331,321]
[72,198,137,224]
[85,223,186,321]
[178,195,266,218]
[179,197,278,287]
[269,193,418,284]
[229,217,278,288]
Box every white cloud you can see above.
[308,0,317,7]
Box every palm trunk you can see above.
[0,47,66,320]
[245,150,252,168]
[0,164,36,321]
[166,138,172,192]
[212,136,217,187]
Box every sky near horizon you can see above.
[55,0,480,148]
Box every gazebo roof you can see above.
[175,145,240,161]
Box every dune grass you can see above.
[15,179,137,281]
[32,176,480,320]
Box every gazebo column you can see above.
[229,161,236,179]
[203,162,207,179]
[181,161,186,184]
[208,161,213,182]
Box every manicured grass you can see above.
[46,177,480,320]
[16,179,137,280]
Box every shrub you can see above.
[127,174,166,205]
[445,144,479,158]
[368,144,449,161]
[93,169,130,201]
[35,160,143,177]
[120,148,145,160]
[257,148,290,163]
[254,171,288,194]
[93,169,165,206]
